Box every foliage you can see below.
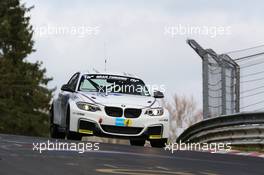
[0,0,53,136]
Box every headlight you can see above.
[76,102,101,112]
[145,107,164,116]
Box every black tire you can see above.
[130,139,145,146]
[65,107,82,141]
[50,107,65,139]
[150,139,167,148]
[66,131,83,141]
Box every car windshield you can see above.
[78,74,150,96]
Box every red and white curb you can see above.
[164,144,264,158]
[208,150,264,158]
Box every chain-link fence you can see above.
[188,39,264,118]
[187,39,240,118]
[228,47,264,113]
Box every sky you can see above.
[23,0,264,108]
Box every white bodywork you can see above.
[52,71,169,139]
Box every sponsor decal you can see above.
[78,129,93,134]
[115,118,125,126]
[149,135,162,139]
[115,118,132,127]
[159,119,168,122]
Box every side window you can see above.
[67,73,80,91]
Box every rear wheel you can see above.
[130,139,145,146]
[66,108,82,141]
[150,139,167,148]
[50,107,65,139]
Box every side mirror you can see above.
[61,84,74,92]
[154,91,164,98]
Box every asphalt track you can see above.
[0,134,263,175]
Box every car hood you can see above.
[78,92,155,108]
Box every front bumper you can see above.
[69,103,170,139]
[78,119,165,140]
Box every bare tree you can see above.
[163,95,202,142]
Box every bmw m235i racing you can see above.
[50,71,169,147]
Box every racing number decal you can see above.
[124,119,132,126]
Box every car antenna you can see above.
[104,41,108,72]
[105,58,107,72]
[93,68,99,73]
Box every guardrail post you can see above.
[221,58,227,115]
[203,54,210,118]
[235,67,240,113]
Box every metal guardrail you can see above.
[177,112,264,147]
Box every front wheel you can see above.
[150,139,167,148]
[50,124,65,139]
[50,107,65,139]
[66,108,82,141]
[66,131,82,141]
[130,139,145,146]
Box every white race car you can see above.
[50,71,169,147]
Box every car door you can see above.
[60,73,80,127]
